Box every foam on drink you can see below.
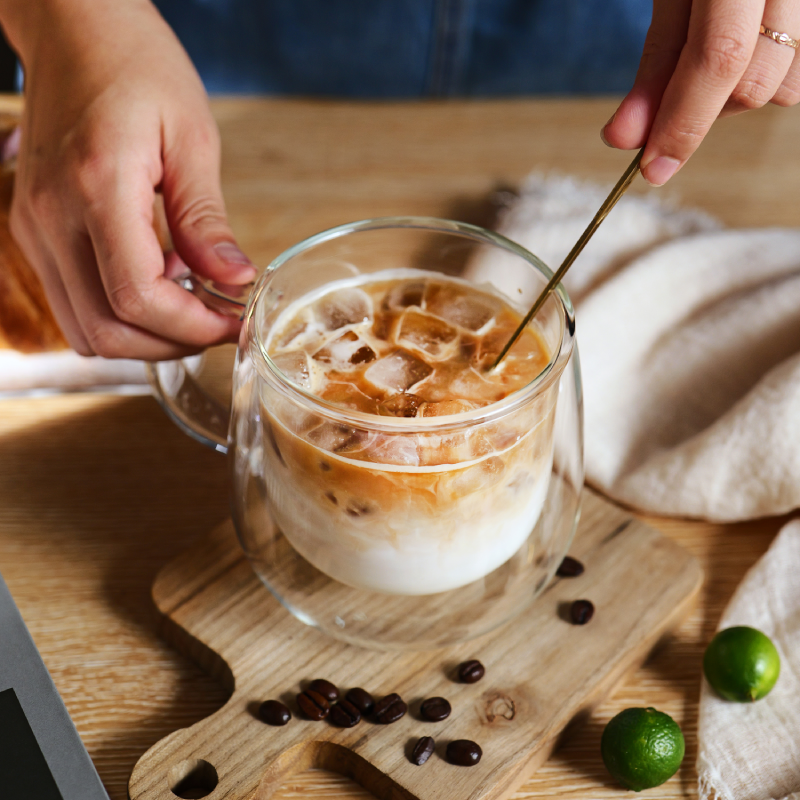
[260,270,558,595]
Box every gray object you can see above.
[0,570,109,800]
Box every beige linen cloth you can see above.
[473,174,800,798]
[482,173,800,522]
[696,521,800,800]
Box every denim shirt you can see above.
[153,0,650,96]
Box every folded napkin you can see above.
[697,521,800,800]
[486,174,800,522]
[0,349,148,397]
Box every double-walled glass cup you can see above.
[150,218,583,650]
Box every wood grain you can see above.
[0,96,797,799]
[129,490,701,800]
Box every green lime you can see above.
[703,626,780,702]
[601,707,685,791]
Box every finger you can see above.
[640,0,765,186]
[603,0,693,150]
[161,115,256,285]
[772,41,800,104]
[2,125,20,162]
[163,249,190,281]
[722,0,799,114]
[8,206,93,354]
[85,168,244,347]
[52,228,222,361]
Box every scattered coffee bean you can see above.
[258,700,291,726]
[410,736,435,766]
[446,739,482,766]
[420,697,451,722]
[570,599,595,625]
[329,700,361,728]
[297,689,330,721]
[345,687,375,715]
[309,679,339,703]
[556,555,585,578]
[457,659,485,684]
[373,693,407,724]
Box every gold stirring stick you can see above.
[491,148,644,370]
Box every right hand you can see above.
[603,0,800,186]
[5,0,255,359]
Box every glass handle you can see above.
[147,357,232,454]
[146,273,256,454]
[177,273,255,319]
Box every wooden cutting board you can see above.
[128,490,702,800]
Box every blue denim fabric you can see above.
[153,0,651,96]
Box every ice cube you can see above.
[474,323,549,387]
[316,288,372,330]
[382,280,425,310]
[426,284,501,332]
[395,309,458,360]
[378,392,424,418]
[271,351,313,390]
[313,331,376,370]
[274,307,323,349]
[448,366,504,406]
[450,456,506,495]
[276,319,308,349]
[371,311,395,342]
[369,433,421,466]
[306,422,373,454]
[364,349,433,393]
[319,381,379,414]
[418,399,478,417]
[417,430,472,466]
[472,320,524,369]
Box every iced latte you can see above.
[258,270,558,595]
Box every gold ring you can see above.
[759,24,799,49]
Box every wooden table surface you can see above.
[1,96,798,799]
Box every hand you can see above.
[3,0,255,359]
[603,0,800,186]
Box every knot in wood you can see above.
[484,691,515,722]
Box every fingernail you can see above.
[641,156,681,187]
[600,112,616,147]
[2,125,20,162]
[214,241,252,266]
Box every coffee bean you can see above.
[373,693,407,724]
[420,697,451,722]
[309,679,339,703]
[345,687,375,714]
[570,599,595,625]
[258,700,291,726]
[329,700,361,728]
[446,739,482,766]
[297,690,330,721]
[556,555,585,577]
[410,736,435,766]
[457,659,485,684]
